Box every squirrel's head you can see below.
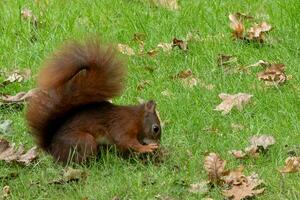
[139,100,161,145]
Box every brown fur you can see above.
[26,39,161,164]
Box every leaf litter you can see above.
[0,139,38,166]
[204,153,265,199]
[230,135,276,159]
[228,12,272,43]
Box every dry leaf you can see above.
[257,63,286,85]
[223,169,264,200]
[49,167,87,184]
[249,135,275,150]
[0,139,38,165]
[229,13,245,39]
[137,80,150,90]
[189,181,209,194]
[0,69,31,87]
[157,42,173,52]
[223,179,264,200]
[223,165,246,185]
[172,38,188,51]
[230,135,275,159]
[247,22,272,42]
[152,0,180,11]
[279,157,300,173]
[204,153,227,184]
[117,44,135,56]
[214,93,253,115]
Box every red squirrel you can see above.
[26,39,161,164]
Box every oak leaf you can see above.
[204,153,227,184]
[0,139,38,165]
[247,22,272,42]
[249,135,276,150]
[214,93,252,115]
[223,180,264,200]
[257,63,286,85]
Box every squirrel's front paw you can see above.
[140,143,159,153]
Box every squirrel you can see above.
[26,38,161,164]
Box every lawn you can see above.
[0,0,300,199]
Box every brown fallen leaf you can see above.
[230,135,275,159]
[278,157,300,173]
[247,22,272,42]
[249,135,276,150]
[0,69,31,87]
[172,38,188,51]
[49,167,87,184]
[223,165,246,185]
[0,139,38,166]
[204,153,227,184]
[189,181,209,194]
[223,178,264,200]
[117,44,135,56]
[214,93,253,115]
[137,80,151,90]
[151,0,180,11]
[257,63,287,85]
[229,13,253,39]
[223,167,265,200]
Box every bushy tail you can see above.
[26,38,126,151]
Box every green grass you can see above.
[1,0,300,199]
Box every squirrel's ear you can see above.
[145,100,156,113]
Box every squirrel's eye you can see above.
[152,124,160,134]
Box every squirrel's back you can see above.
[26,39,126,152]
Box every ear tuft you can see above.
[145,100,156,113]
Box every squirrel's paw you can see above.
[139,143,159,153]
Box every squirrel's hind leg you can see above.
[50,131,98,164]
